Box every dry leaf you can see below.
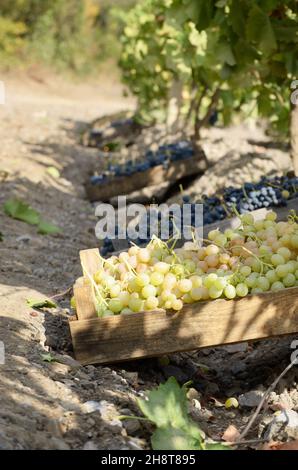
[222,425,240,443]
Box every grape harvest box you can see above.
[85,151,206,202]
[69,247,298,366]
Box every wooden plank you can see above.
[74,284,97,320]
[69,286,298,365]
[80,248,101,278]
[85,154,206,202]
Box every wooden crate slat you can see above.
[86,154,206,202]
[74,284,97,320]
[69,286,298,365]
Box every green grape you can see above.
[190,287,202,301]
[275,264,289,278]
[236,283,248,297]
[208,229,219,241]
[129,297,144,312]
[184,259,196,273]
[241,213,254,225]
[203,273,218,288]
[150,271,164,286]
[206,244,219,256]
[172,264,185,276]
[251,287,263,294]
[246,273,258,288]
[271,254,285,266]
[251,259,262,272]
[177,278,192,293]
[154,262,170,274]
[256,276,270,291]
[142,284,157,299]
[277,247,291,261]
[240,266,251,277]
[224,284,236,299]
[265,269,278,284]
[214,277,227,290]
[135,273,150,287]
[109,298,123,314]
[70,296,76,309]
[271,281,284,291]
[137,248,151,263]
[209,286,223,299]
[121,308,133,315]
[214,234,227,247]
[102,309,114,317]
[283,273,296,287]
[119,291,130,307]
[163,273,177,289]
[190,275,202,288]
[109,284,121,298]
[172,299,183,311]
[145,296,159,310]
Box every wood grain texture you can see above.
[69,286,298,365]
[85,154,206,202]
[74,285,97,320]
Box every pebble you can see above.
[238,390,264,408]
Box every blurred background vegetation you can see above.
[0,0,136,73]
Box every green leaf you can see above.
[27,298,57,309]
[230,0,247,37]
[216,42,236,66]
[37,220,61,235]
[41,353,56,363]
[246,5,277,55]
[4,199,40,225]
[152,426,201,451]
[137,377,190,429]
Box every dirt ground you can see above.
[0,72,297,450]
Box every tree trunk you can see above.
[290,103,298,175]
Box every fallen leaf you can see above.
[4,199,39,225]
[209,397,225,407]
[37,220,61,235]
[26,298,57,309]
[225,398,239,409]
[222,425,240,443]
[41,353,56,363]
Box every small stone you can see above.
[82,401,102,414]
[122,418,141,435]
[238,390,264,408]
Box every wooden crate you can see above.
[85,152,207,202]
[69,248,298,365]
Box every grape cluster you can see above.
[74,210,298,317]
[90,141,194,185]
